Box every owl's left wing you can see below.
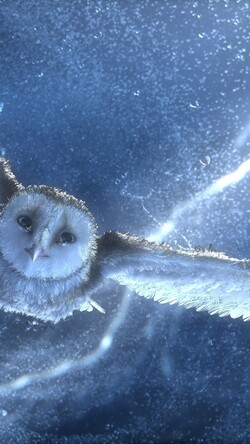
[96,232,250,321]
[0,158,23,203]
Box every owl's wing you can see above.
[96,232,250,321]
[0,158,23,203]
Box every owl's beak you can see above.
[25,245,48,262]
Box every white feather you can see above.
[102,246,250,321]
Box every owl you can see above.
[0,158,249,324]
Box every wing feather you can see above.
[96,232,250,321]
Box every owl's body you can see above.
[0,248,99,322]
[0,158,249,323]
[0,254,81,321]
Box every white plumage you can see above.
[0,158,249,323]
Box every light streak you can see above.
[0,290,131,394]
[148,158,250,243]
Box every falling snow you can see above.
[0,0,249,442]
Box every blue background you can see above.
[0,1,250,442]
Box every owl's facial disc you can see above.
[0,189,97,280]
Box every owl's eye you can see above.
[17,216,32,232]
[57,232,76,245]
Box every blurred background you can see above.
[0,1,250,442]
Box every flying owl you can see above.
[0,158,249,324]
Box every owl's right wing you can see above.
[0,158,23,204]
[96,232,250,321]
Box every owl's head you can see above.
[0,186,97,280]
